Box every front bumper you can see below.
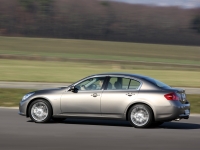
[18,111,26,116]
[19,100,29,117]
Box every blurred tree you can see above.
[19,0,36,13]
[19,0,53,15]
[100,1,110,7]
[192,16,200,33]
[38,0,54,16]
[99,1,116,39]
[0,0,199,45]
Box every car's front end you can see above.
[19,87,67,117]
[19,92,35,116]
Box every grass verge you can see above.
[187,95,200,114]
[1,59,200,87]
[0,36,200,67]
[0,88,199,114]
[0,88,35,107]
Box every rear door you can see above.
[100,76,141,116]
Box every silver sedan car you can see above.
[19,73,190,128]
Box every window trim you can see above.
[104,75,142,91]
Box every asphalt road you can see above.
[0,81,200,94]
[0,108,200,150]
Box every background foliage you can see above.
[0,0,200,45]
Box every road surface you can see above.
[0,108,200,150]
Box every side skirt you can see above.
[53,113,126,120]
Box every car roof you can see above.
[90,72,147,79]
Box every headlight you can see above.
[22,93,35,101]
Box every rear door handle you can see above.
[91,93,100,97]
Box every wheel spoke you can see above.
[31,102,48,122]
[131,106,149,126]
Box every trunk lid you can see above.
[163,87,188,104]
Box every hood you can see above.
[33,87,68,94]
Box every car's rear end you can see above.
[140,76,190,122]
[163,88,190,120]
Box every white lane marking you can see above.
[0,107,18,109]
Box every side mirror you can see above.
[69,86,75,91]
[69,86,78,92]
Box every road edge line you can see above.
[0,107,200,116]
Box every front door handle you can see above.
[91,93,100,97]
[126,93,135,96]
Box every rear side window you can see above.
[129,79,141,89]
[106,77,140,90]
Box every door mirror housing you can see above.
[69,86,75,91]
[69,86,78,92]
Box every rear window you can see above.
[144,77,170,88]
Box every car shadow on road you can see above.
[63,118,132,127]
[27,119,200,129]
[27,118,132,127]
[158,122,200,130]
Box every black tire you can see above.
[52,117,66,122]
[128,104,153,128]
[28,99,52,123]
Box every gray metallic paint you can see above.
[19,73,190,122]
[61,90,102,113]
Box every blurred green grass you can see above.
[187,95,200,114]
[0,88,199,114]
[0,36,200,87]
[0,88,34,107]
[0,36,200,66]
[0,59,200,87]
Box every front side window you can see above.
[75,77,106,91]
[106,77,140,90]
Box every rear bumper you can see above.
[178,114,189,119]
[155,101,190,121]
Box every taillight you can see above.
[164,92,180,101]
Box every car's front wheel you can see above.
[128,104,153,128]
[29,99,52,123]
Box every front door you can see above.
[61,77,106,114]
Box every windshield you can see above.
[144,77,171,88]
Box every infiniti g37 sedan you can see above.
[19,73,190,128]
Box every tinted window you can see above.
[106,77,140,90]
[129,79,140,89]
[76,77,106,91]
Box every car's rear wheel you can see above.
[128,104,153,128]
[29,99,52,123]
